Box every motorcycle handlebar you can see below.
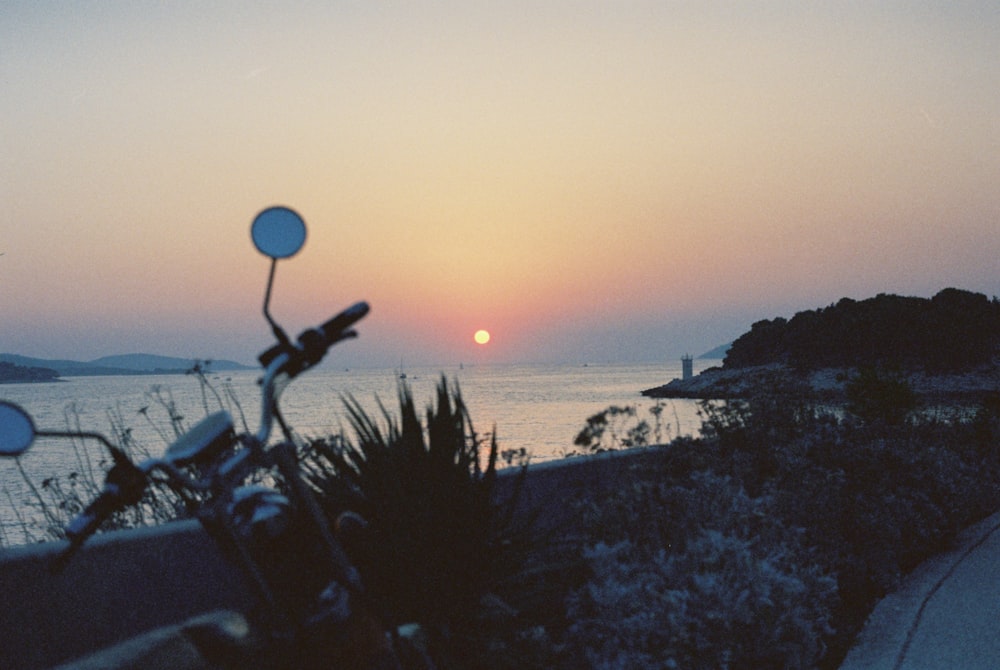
[260,301,370,376]
[317,301,370,342]
[59,300,370,556]
[65,488,121,541]
[65,460,148,543]
[298,301,370,362]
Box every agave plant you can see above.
[302,377,535,667]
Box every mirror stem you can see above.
[262,258,291,346]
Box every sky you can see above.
[2,2,998,368]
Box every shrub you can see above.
[572,402,672,453]
[301,377,536,669]
[565,473,837,669]
[845,367,917,425]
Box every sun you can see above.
[474,329,491,345]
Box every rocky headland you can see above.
[642,361,1000,402]
[645,288,1000,403]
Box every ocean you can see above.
[0,359,718,542]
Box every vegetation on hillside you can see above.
[0,361,59,383]
[723,288,1000,372]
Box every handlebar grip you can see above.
[65,487,123,540]
[65,460,148,543]
[294,302,370,369]
[318,302,370,342]
[260,302,370,375]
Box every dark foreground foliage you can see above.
[302,373,1000,668]
[558,385,1000,668]
[6,372,999,668]
[301,378,541,669]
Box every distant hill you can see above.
[89,354,253,372]
[0,353,254,377]
[723,288,1000,373]
[698,343,731,359]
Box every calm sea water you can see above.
[0,360,718,541]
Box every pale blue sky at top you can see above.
[2,2,998,367]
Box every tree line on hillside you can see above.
[0,361,59,383]
[724,288,1000,373]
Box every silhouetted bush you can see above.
[302,378,538,669]
[845,366,918,425]
[572,402,671,453]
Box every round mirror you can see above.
[251,206,307,259]
[0,401,36,456]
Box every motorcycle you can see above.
[0,206,428,669]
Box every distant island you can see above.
[0,361,61,383]
[0,353,254,383]
[645,288,1000,401]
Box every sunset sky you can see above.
[2,2,998,368]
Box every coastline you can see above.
[0,378,67,385]
[642,362,1000,402]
